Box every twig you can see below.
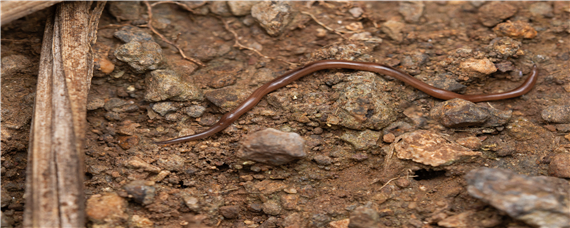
[150,1,206,13]
[301,11,346,39]
[143,1,205,67]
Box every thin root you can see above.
[301,11,346,39]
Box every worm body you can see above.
[155,60,538,145]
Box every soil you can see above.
[1,1,569,228]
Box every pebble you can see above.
[125,157,161,173]
[219,205,241,219]
[489,37,521,58]
[430,99,490,128]
[348,205,380,228]
[180,191,200,212]
[253,180,287,195]
[548,153,570,178]
[1,188,11,208]
[529,2,553,18]
[262,200,282,216]
[129,215,154,228]
[87,97,105,110]
[283,213,303,227]
[228,1,256,16]
[86,192,128,225]
[311,213,331,227]
[398,1,424,23]
[123,180,156,205]
[145,69,203,102]
[381,20,405,42]
[117,135,139,150]
[207,60,243,88]
[340,130,381,150]
[251,1,295,36]
[494,61,514,73]
[493,20,538,39]
[331,72,397,130]
[477,2,518,27]
[349,7,363,18]
[151,102,177,116]
[1,55,32,76]
[239,128,306,165]
[203,86,250,112]
[329,218,350,228]
[437,210,475,228]
[157,154,186,171]
[466,168,570,228]
[507,117,549,141]
[114,40,163,73]
[281,194,299,210]
[114,26,153,43]
[313,155,333,166]
[455,137,482,150]
[395,130,481,166]
[208,1,233,16]
[183,105,206,118]
[556,124,570,133]
[104,98,134,112]
[541,105,570,123]
[459,58,497,75]
[108,2,141,21]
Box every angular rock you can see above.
[123,180,156,205]
[86,192,128,225]
[466,168,570,228]
[228,1,256,16]
[157,154,186,172]
[460,58,497,75]
[208,1,232,16]
[430,99,490,128]
[145,69,203,102]
[340,130,381,150]
[548,153,570,178]
[489,37,521,58]
[219,205,240,219]
[395,130,481,166]
[151,102,177,116]
[507,117,549,141]
[104,98,136,113]
[349,205,380,228]
[262,200,282,216]
[529,2,553,18]
[129,215,154,228]
[493,21,537,39]
[398,2,424,23]
[115,41,163,73]
[1,54,32,75]
[204,86,251,112]
[381,20,405,42]
[114,25,154,43]
[207,60,243,88]
[251,1,295,36]
[477,2,518,27]
[109,2,141,21]
[239,128,306,165]
[183,105,206,118]
[542,105,570,124]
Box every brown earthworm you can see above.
[155,60,538,145]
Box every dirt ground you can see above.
[1,1,569,228]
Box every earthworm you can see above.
[155,60,538,145]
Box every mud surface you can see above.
[1,1,569,228]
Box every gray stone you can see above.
[313,155,333,166]
[108,2,141,21]
[114,26,154,43]
[145,69,203,102]
[262,200,282,216]
[219,205,241,219]
[381,20,405,42]
[529,2,553,18]
[114,41,163,73]
[208,1,232,16]
[157,154,185,172]
[398,2,424,23]
[239,128,306,165]
[151,102,177,116]
[104,98,136,113]
[466,168,570,228]
[477,2,518,27]
[430,99,490,128]
[183,105,206,118]
[542,105,570,123]
[349,205,380,228]
[251,1,295,36]
[204,86,251,112]
[489,37,521,58]
[548,153,570,178]
[1,55,32,75]
[340,130,381,151]
[123,180,156,205]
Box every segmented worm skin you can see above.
[155,60,538,145]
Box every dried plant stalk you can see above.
[0,1,62,26]
[23,2,105,227]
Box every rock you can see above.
[114,26,154,43]
[340,130,381,150]
[401,51,428,69]
[395,130,481,166]
[329,219,350,228]
[430,99,490,128]
[208,1,232,16]
[349,7,363,18]
[311,213,331,227]
[381,20,405,42]
[180,190,200,212]
[556,124,570,133]
[425,73,466,92]
[477,2,518,27]
[455,137,482,150]
[183,105,206,118]
[228,1,256,16]
[114,41,163,73]
[466,168,570,228]
[398,2,424,23]
[1,55,32,75]
[253,180,287,195]
[529,2,553,18]
[86,192,128,225]
[262,200,282,216]
[117,135,139,150]
[460,58,497,75]
[437,210,476,228]
[251,1,295,36]
[330,72,397,130]
[542,105,570,123]
[507,117,549,141]
[104,98,136,113]
[125,157,161,173]
[281,194,299,210]
[145,69,203,102]
[129,215,154,228]
[157,154,186,171]
[151,102,177,116]
[219,205,241,219]
[87,97,105,110]
[204,86,251,112]
[207,60,243,88]
[108,2,141,21]
[1,188,11,208]
[313,155,333,166]
[191,43,232,62]
[123,180,156,205]
[548,153,570,178]
[493,21,538,39]
[494,61,515,73]
[489,37,521,58]
[348,32,382,43]
[239,128,306,165]
[283,213,304,227]
[349,205,379,228]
